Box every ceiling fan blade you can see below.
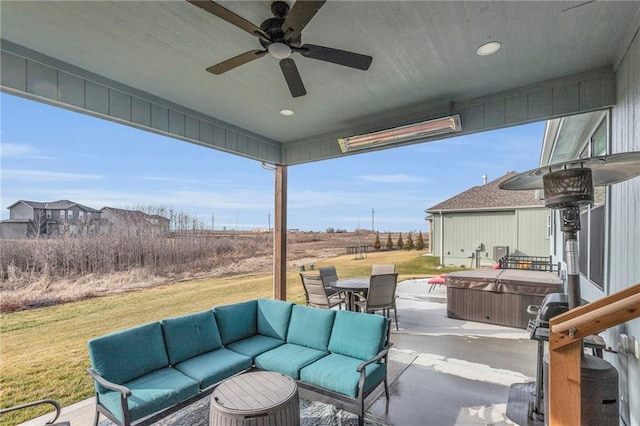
[206,50,268,75]
[187,1,269,40]
[297,44,372,70]
[282,0,326,41]
[279,58,306,98]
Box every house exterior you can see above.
[0,201,170,239]
[425,173,549,268]
[100,207,170,237]
[0,200,102,238]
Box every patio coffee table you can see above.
[210,371,300,426]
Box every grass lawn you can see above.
[0,250,462,424]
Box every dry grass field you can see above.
[0,231,458,424]
[0,231,374,313]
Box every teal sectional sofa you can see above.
[87,298,392,426]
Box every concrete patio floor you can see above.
[21,279,540,426]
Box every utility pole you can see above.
[235,211,241,235]
[211,213,214,231]
[268,212,271,232]
[371,208,375,232]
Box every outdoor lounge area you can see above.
[2,2,640,424]
[22,279,540,426]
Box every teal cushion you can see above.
[257,298,294,339]
[173,348,251,389]
[160,310,222,365]
[214,300,257,345]
[328,310,388,360]
[287,305,335,351]
[88,322,169,391]
[98,367,199,423]
[300,353,387,397]
[226,335,285,361]
[254,343,328,379]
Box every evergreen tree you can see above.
[397,232,404,249]
[416,231,425,250]
[405,233,415,250]
[386,233,393,250]
[373,232,381,250]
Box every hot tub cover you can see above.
[446,269,563,296]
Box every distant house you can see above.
[0,200,102,239]
[425,173,550,267]
[100,207,170,237]
[1,201,170,239]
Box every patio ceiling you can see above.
[1,1,639,165]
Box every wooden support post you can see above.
[273,165,287,301]
[548,338,581,426]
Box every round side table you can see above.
[210,371,300,426]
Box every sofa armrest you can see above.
[356,342,393,373]
[87,368,132,397]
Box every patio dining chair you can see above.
[318,266,341,296]
[353,273,399,330]
[300,273,345,309]
[371,264,396,275]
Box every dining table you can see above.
[329,277,370,311]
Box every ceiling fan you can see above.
[187,0,373,97]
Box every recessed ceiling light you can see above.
[477,41,501,56]
[280,109,295,116]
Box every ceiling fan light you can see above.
[268,43,291,59]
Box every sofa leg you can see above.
[358,396,365,426]
[92,410,100,426]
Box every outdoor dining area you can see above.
[300,264,399,330]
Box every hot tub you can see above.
[446,269,563,329]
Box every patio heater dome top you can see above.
[498,151,640,193]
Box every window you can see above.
[67,210,74,219]
[46,210,51,219]
[79,211,84,218]
[578,118,608,290]
[61,210,66,220]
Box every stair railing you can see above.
[548,282,640,425]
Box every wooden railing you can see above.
[548,282,640,425]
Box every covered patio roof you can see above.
[2,1,638,166]
[2,3,640,424]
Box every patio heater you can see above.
[500,151,640,425]
[500,151,640,310]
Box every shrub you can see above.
[416,231,425,250]
[397,233,404,249]
[386,233,393,250]
[373,232,381,250]
[405,233,415,250]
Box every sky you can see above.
[1,93,545,233]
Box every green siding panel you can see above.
[431,209,549,267]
